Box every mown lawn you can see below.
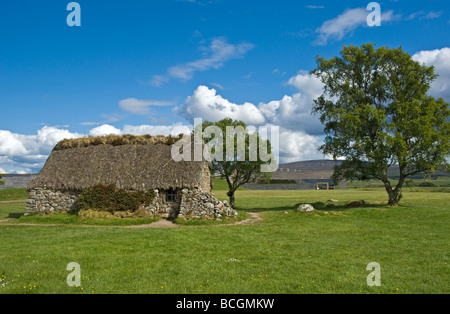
[0,186,448,294]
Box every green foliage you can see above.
[77,184,156,213]
[195,118,274,208]
[405,179,415,188]
[311,43,450,205]
[418,181,437,187]
[0,173,5,186]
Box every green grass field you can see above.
[0,183,449,294]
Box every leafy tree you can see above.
[311,43,450,205]
[196,118,274,208]
[0,174,4,186]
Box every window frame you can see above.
[166,188,177,202]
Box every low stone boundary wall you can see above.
[243,183,315,190]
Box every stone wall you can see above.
[243,182,315,190]
[200,163,212,193]
[26,188,79,215]
[143,189,180,219]
[178,188,237,220]
[26,187,238,220]
[143,188,237,220]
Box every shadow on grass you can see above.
[7,212,24,219]
[237,200,393,213]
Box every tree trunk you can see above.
[385,167,406,206]
[382,178,401,206]
[386,188,400,206]
[227,190,236,209]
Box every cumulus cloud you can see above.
[178,85,266,125]
[412,47,450,100]
[0,130,29,156]
[0,126,82,173]
[278,128,325,163]
[175,74,327,163]
[258,73,324,134]
[149,38,254,86]
[177,72,324,135]
[89,124,122,137]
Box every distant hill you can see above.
[277,160,449,180]
[273,160,341,180]
[278,160,342,172]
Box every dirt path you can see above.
[219,212,262,226]
[0,212,262,229]
[0,200,26,204]
[127,219,179,229]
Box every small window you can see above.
[166,188,177,202]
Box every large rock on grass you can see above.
[297,204,314,212]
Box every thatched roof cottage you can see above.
[26,134,237,220]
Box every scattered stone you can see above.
[328,199,339,202]
[297,204,314,212]
[281,211,289,215]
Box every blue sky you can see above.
[1,0,449,173]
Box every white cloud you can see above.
[0,126,83,173]
[0,130,29,156]
[422,11,443,20]
[258,72,324,134]
[210,82,224,90]
[314,7,398,45]
[306,5,324,9]
[119,98,175,115]
[89,124,122,137]
[36,126,81,154]
[122,123,191,136]
[175,74,327,162]
[149,38,254,86]
[278,128,325,163]
[314,8,367,45]
[412,47,450,100]
[179,85,266,125]
[149,75,170,87]
[0,167,6,174]
[178,72,325,133]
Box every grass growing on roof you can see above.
[53,134,184,151]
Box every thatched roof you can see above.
[53,134,182,151]
[28,135,210,191]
